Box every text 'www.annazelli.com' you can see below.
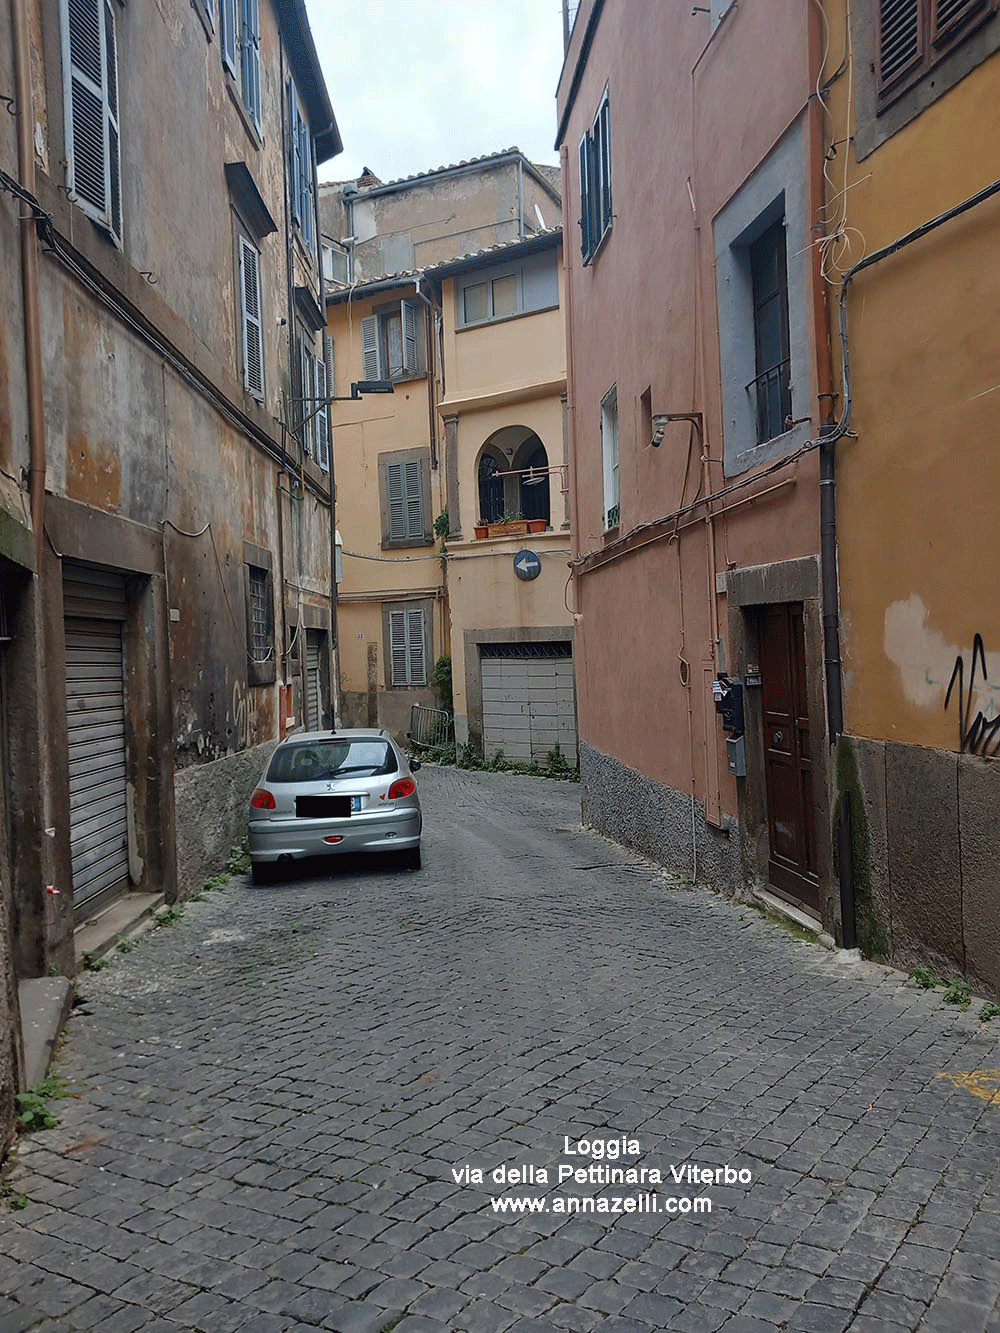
[491,1193,712,1215]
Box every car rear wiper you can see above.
[324,765,377,777]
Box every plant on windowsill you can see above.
[476,512,548,539]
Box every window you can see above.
[385,459,425,544]
[196,0,215,32]
[238,234,264,399]
[244,554,275,685]
[288,80,316,252]
[876,0,997,106]
[478,451,505,523]
[388,607,428,687]
[457,251,559,329]
[748,220,791,445]
[297,329,330,471]
[60,0,122,246]
[517,441,550,525]
[220,0,238,76]
[362,302,422,381]
[579,93,612,264]
[601,387,619,531]
[240,0,261,132]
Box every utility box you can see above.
[726,734,746,777]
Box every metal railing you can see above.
[408,704,454,756]
[746,357,791,445]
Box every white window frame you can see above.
[601,385,620,531]
[220,0,238,76]
[197,0,216,32]
[459,270,523,327]
[389,607,428,687]
[238,233,264,400]
[61,0,123,247]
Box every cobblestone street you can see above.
[3,766,1000,1332]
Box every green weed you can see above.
[909,966,941,990]
[943,978,972,1010]
[978,1001,1000,1022]
[82,951,110,972]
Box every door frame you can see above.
[726,558,834,928]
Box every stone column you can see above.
[560,394,571,530]
[444,414,461,540]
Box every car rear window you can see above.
[266,739,399,784]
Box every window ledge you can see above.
[226,78,262,152]
[583,219,613,268]
[457,303,560,333]
[191,0,214,42]
[381,537,434,551]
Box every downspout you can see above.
[413,276,437,469]
[517,159,525,239]
[13,0,55,979]
[311,132,340,728]
[808,0,855,948]
[12,0,45,578]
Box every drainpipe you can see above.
[808,0,855,949]
[11,0,45,577]
[413,276,437,469]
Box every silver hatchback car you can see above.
[247,728,422,883]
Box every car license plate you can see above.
[351,796,362,812]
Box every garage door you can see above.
[481,642,577,764]
[305,629,324,731]
[64,565,130,921]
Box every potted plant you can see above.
[474,521,489,539]
[486,512,529,537]
[526,518,548,534]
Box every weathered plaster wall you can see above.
[174,740,276,893]
[581,741,742,895]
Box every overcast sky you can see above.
[307,1,566,185]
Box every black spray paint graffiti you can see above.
[945,634,1000,757]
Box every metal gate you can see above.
[480,642,577,764]
[305,629,323,731]
[63,565,130,920]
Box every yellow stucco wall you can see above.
[825,15,1000,752]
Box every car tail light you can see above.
[387,776,416,800]
[250,789,276,810]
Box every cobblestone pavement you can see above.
[4,766,1000,1333]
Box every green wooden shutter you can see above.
[387,462,406,540]
[389,610,408,684]
[578,133,591,260]
[241,0,260,130]
[406,609,426,686]
[288,81,302,227]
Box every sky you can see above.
[306,0,567,185]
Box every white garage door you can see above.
[63,566,130,921]
[481,642,577,764]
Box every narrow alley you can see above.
[3,768,1000,1333]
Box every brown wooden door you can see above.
[759,603,819,913]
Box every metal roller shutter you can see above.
[480,642,578,764]
[63,565,130,919]
[305,629,323,731]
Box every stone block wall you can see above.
[841,736,1000,997]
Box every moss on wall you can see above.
[833,736,889,961]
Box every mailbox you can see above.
[713,674,744,735]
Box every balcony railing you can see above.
[746,357,791,445]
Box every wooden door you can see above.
[759,603,819,913]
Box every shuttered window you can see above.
[220,0,238,76]
[386,459,425,543]
[61,0,122,245]
[197,0,215,31]
[877,0,996,104]
[389,608,427,687]
[360,302,421,381]
[314,352,329,472]
[579,93,611,265]
[238,235,264,399]
[240,0,261,131]
[288,81,316,251]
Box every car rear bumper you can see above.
[247,805,421,861]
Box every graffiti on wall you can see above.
[232,679,258,750]
[945,635,1000,758]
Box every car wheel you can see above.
[401,846,422,871]
[251,860,273,886]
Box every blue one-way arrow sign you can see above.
[513,549,542,581]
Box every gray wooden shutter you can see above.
[361,315,381,380]
[877,0,923,88]
[389,610,408,685]
[199,0,215,30]
[387,461,406,540]
[300,116,315,251]
[62,0,121,244]
[241,0,260,130]
[220,0,238,75]
[932,0,988,42]
[239,237,264,398]
[404,459,423,538]
[314,353,329,471]
[599,100,612,231]
[401,300,419,374]
[407,608,426,686]
[578,133,591,260]
[299,331,311,451]
[288,81,302,227]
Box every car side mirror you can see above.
[410,758,421,772]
